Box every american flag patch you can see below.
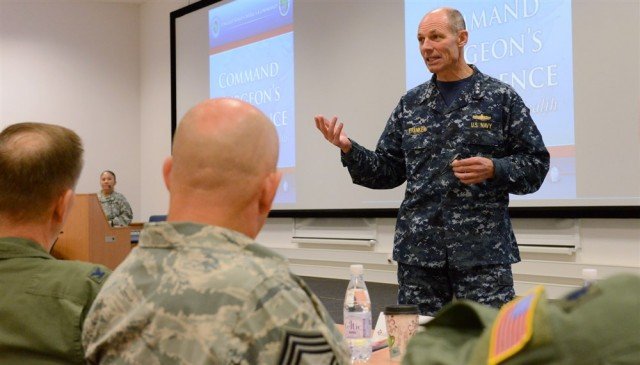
[487,286,544,365]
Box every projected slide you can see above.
[404,0,575,200]
[209,0,295,203]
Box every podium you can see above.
[51,193,138,270]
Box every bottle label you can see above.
[345,288,356,307]
[344,312,372,338]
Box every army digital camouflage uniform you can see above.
[342,65,549,314]
[97,191,133,227]
[82,222,350,365]
[403,273,640,365]
[0,237,110,364]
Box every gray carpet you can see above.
[300,276,398,325]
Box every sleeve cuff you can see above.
[340,139,359,166]
[491,158,509,186]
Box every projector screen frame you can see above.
[170,0,640,220]
[267,207,640,219]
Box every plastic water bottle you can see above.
[343,264,372,363]
[582,268,598,287]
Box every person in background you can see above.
[314,7,549,316]
[98,170,132,227]
[0,122,110,364]
[82,98,350,365]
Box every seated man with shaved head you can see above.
[82,98,350,365]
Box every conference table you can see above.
[364,346,395,364]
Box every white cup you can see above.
[384,305,419,362]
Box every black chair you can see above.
[131,215,166,244]
[148,215,167,222]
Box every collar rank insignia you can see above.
[89,267,107,284]
[488,286,544,365]
[472,114,491,121]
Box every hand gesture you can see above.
[314,115,352,153]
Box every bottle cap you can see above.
[350,264,364,275]
[582,268,598,281]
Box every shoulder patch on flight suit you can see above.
[277,329,337,365]
[488,286,544,365]
[89,266,107,284]
[557,284,601,312]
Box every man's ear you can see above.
[162,157,173,191]
[258,170,282,215]
[53,189,75,226]
[458,29,468,47]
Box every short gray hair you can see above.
[441,7,466,34]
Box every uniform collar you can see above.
[417,64,486,106]
[0,236,53,260]
[138,221,286,261]
[98,191,117,200]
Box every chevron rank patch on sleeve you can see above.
[278,329,338,365]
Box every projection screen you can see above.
[171,0,640,218]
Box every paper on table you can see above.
[371,312,388,351]
[419,315,434,325]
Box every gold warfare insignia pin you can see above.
[408,126,427,135]
[472,114,491,121]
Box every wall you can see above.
[0,0,142,220]
[256,217,640,298]
[139,0,187,220]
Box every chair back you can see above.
[148,215,167,222]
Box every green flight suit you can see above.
[403,273,640,365]
[0,237,110,364]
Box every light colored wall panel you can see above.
[0,0,141,220]
[139,0,186,220]
[259,217,640,299]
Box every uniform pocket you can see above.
[495,269,514,287]
[463,114,505,158]
[468,129,501,146]
[401,133,436,178]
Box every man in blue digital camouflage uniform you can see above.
[315,7,549,316]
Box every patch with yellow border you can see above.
[487,286,544,365]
